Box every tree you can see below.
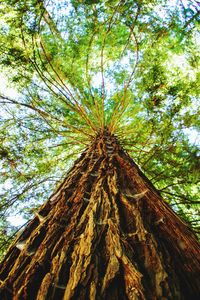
[0,129,200,299]
[0,0,200,298]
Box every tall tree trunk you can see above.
[0,129,199,300]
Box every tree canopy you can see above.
[0,0,199,256]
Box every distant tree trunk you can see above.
[0,129,199,300]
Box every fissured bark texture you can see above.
[0,130,199,299]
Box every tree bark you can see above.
[0,129,199,299]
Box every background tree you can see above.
[0,0,199,267]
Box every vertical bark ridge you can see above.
[0,129,199,299]
[115,152,200,296]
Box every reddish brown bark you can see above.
[0,129,199,299]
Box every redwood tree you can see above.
[0,129,200,299]
[0,0,200,299]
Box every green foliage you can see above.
[0,0,199,254]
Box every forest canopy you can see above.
[0,0,199,256]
